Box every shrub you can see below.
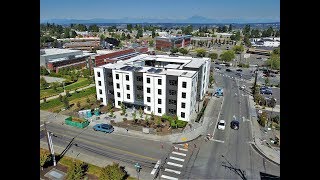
[66,161,87,180]
[176,120,188,128]
[99,163,127,180]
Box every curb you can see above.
[250,141,280,166]
[172,134,203,144]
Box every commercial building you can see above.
[250,37,280,48]
[94,54,210,122]
[40,48,92,73]
[155,35,191,51]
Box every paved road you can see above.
[40,122,172,179]
[186,73,280,179]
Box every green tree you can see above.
[152,30,156,38]
[100,34,106,41]
[243,36,251,47]
[222,26,228,33]
[121,103,126,115]
[106,101,112,113]
[243,24,251,36]
[40,149,50,170]
[195,48,206,57]
[63,97,69,109]
[132,110,137,121]
[58,94,63,102]
[121,32,126,40]
[99,162,127,180]
[179,48,189,55]
[136,29,143,38]
[51,82,59,92]
[220,50,235,62]
[266,53,280,70]
[139,107,143,118]
[259,111,268,127]
[63,28,71,38]
[70,30,77,38]
[40,66,49,75]
[228,24,232,32]
[40,77,48,90]
[273,47,280,55]
[66,162,86,180]
[149,40,154,47]
[126,34,131,39]
[109,109,114,117]
[88,24,99,32]
[151,111,155,121]
[127,24,133,31]
[208,53,218,60]
[209,74,214,85]
[65,90,71,97]
[170,47,179,54]
[233,45,244,54]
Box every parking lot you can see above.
[261,87,280,105]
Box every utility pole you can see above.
[253,69,258,95]
[44,122,56,166]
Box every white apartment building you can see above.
[94,54,210,122]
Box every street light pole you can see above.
[44,122,56,166]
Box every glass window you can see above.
[147,106,151,111]
[99,89,102,94]
[158,89,162,95]
[147,78,150,83]
[181,112,185,118]
[158,108,161,114]
[158,79,162,85]
[147,88,150,93]
[117,92,120,97]
[98,81,101,86]
[116,74,119,79]
[147,97,150,102]
[116,83,120,89]
[127,94,130,99]
[137,85,143,91]
[97,72,101,77]
[126,75,129,81]
[126,85,130,90]
[182,92,186,98]
[182,82,187,88]
[158,99,162,104]
[181,102,185,108]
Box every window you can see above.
[126,75,129,81]
[99,89,102,94]
[169,90,177,96]
[147,78,150,83]
[147,88,150,93]
[147,97,151,102]
[117,92,120,97]
[118,101,121,106]
[98,81,101,86]
[181,102,186,108]
[116,74,119,79]
[169,99,177,105]
[181,112,185,118]
[108,90,114,95]
[136,94,143,101]
[169,80,177,86]
[108,82,113,86]
[158,79,162,85]
[158,108,162,114]
[126,85,130,90]
[147,106,151,111]
[137,76,143,82]
[137,85,143,91]
[116,83,120,89]
[182,82,187,88]
[158,99,162,104]
[158,89,162,95]
[127,94,130,99]
[182,92,186,98]
[169,109,176,114]
[97,72,101,77]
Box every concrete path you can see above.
[248,96,280,165]
[40,84,95,103]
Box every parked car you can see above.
[236,69,243,72]
[240,85,246,90]
[260,89,273,95]
[235,72,242,77]
[231,120,240,130]
[226,69,232,72]
[93,123,114,133]
[214,67,221,71]
[217,120,226,130]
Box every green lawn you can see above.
[40,78,91,99]
[40,87,96,110]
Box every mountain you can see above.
[40,16,280,24]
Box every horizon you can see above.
[40,0,280,23]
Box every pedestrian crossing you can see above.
[159,144,191,180]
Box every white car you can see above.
[240,85,246,90]
[217,120,226,130]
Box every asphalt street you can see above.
[187,72,280,179]
[40,122,172,178]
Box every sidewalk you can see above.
[40,84,95,103]
[248,96,280,165]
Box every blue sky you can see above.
[40,0,279,21]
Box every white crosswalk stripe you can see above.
[161,174,179,180]
[174,146,188,152]
[167,161,183,167]
[164,168,181,174]
[169,156,185,162]
[172,151,186,156]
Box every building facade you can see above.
[94,54,210,122]
[155,35,191,51]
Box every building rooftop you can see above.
[184,58,209,68]
[40,48,81,56]
[164,64,181,69]
[48,54,90,63]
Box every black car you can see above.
[226,69,232,72]
[236,69,243,72]
[231,120,240,130]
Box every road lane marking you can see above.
[211,139,225,143]
[164,168,181,174]
[167,162,183,167]
[212,96,225,136]
[161,174,179,180]
[172,151,186,156]
[51,131,158,161]
[174,146,188,152]
[169,156,185,162]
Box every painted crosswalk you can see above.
[159,145,190,180]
